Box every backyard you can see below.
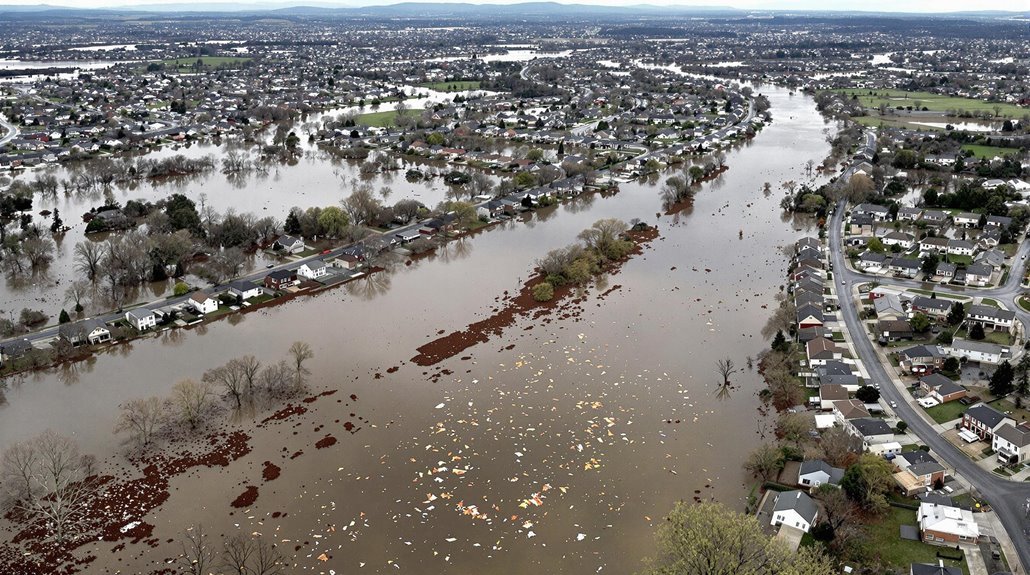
[925,400,967,424]
[857,507,967,572]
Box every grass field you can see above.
[158,56,252,70]
[834,88,1027,118]
[858,507,967,572]
[419,81,481,92]
[962,144,1021,159]
[851,115,949,132]
[924,400,967,424]
[354,109,422,127]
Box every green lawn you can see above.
[859,507,967,572]
[988,398,1030,424]
[907,288,968,301]
[832,88,1027,118]
[1018,296,1030,312]
[962,144,1021,159]
[157,56,252,70]
[946,254,973,266]
[924,400,967,424]
[979,298,1001,308]
[954,327,1013,346]
[419,80,481,92]
[354,109,423,127]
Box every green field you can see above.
[962,144,1021,159]
[354,109,423,127]
[158,56,252,70]
[851,115,949,132]
[924,400,967,424]
[419,81,481,92]
[858,507,967,572]
[834,88,1027,117]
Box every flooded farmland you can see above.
[0,86,837,574]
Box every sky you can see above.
[0,0,1025,10]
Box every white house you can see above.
[993,423,1030,465]
[918,502,980,544]
[273,234,305,254]
[967,304,1016,334]
[125,309,157,331]
[297,259,329,280]
[227,279,263,301]
[770,490,819,533]
[947,239,975,257]
[188,292,219,315]
[945,339,1005,365]
[797,460,844,489]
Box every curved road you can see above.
[0,113,18,146]
[832,133,1030,572]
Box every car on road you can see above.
[322,249,332,255]
[265,263,274,269]
[890,401,897,408]
[841,279,846,285]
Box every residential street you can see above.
[830,138,1030,572]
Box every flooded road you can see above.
[0,86,837,574]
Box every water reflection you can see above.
[344,268,394,301]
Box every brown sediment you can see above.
[262,461,281,481]
[411,227,659,367]
[230,486,259,508]
[315,435,337,449]
[663,165,729,216]
[386,366,399,373]
[260,403,307,424]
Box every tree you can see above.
[22,236,55,270]
[532,282,554,302]
[446,201,477,226]
[855,385,880,403]
[59,309,71,324]
[942,357,960,374]
[513,171,536,189]
[990,360,1015,397]
[744,443,783,481]
[771,330,787,353]
[288,341,314,390]
[178,525,216,575]
[577,218,630,261]
[839,453,894,513]
[171,379,216,431]
[866,237,885,253]
[0,431,95,543]
[203,363,248,409]
[811,484,862,550]
[969,322,986,341]
[818,426,863,467]
[776,413,813,449]
[910,313,931,334]
[716,358,737,386]
[1016,354,1030,397]
[341,185,382,225]
[114,397,166,449]
[643,500,835,575]
[921,253,940,275]
[946,302,965,326]
[64,280,90,313]
[165,193,202,235]
[317,206,350,239]
[74,241,105,281]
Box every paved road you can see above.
[831,135,1030,572]
[0,113,18,146]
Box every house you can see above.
[882,231,915,250]
[874,294,906,320]
[226,279,263,301]
[806,337,843,366]
[853,203,890,222]
[395,228,422,243]
[264,269,298,290]
[796,304,824,330]
[986,215,1013,229]
[909,297,952,320]
[919,374,966,403]
[833,399,870,424]
[920,210,949,226]
[919,236,950,254]
[952,212,980,228]
[894,451,947,495]
[125,309,157,331]
[975,248,1005,269]
[897,207,923,221]
[966,304,1015,333]
[816,361,860,391]
[889,258,920,278]
[898,345,947,375]
[962,403,1014,441]
[848,417,894,446]
[819,384,849,410]
[272,234,305,254]
[877,319,914,343]
[857,251,887,271]
[964,263,993,287]
[993,422,1030,465]
[188,292,218,315]
[770,490,819,533]
[477,200,507,220]
[918,502,980,544]
[797,460,844,488]
[946,339,1005,365]
[934,262,957,279]
[329,253,363,270]
[947,239,975,257]
[297,259,328,280]
[0,338,34,366]
[910,562,963,575]
[58,318,111,346]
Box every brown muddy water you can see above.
[0,87,837,574]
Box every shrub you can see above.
[173,282,190,296]
[532,282,554,302]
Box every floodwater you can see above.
[0,135,501,319]
[0,86,836,574]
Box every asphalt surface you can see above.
[0,113,18,146]
[831,131,1030,573]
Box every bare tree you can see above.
[203,361,247,409]
[258,360,295,398]
[716,358,737,386]
[22,236,55,270]
[170,379,216,431]
[0,431,95,543]
[178,525,215,575]
[222,533,255,575]
[64,280,91,313]
[73,241,104,282]
[114,397,166,449]
[288,341,314,389]
[237,355,262,396]
[251,537,285,575]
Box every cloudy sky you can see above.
[1,0,1024,10]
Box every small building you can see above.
[297,259,329,280]
[58,318,111,346]
[273,234,305,254]
[265,269,299,291]
[227,279,263,301]
[125,309,157,331]
[877,319,914,343]
[770,490,819,533]
[919,374,967,404]
[897,344,947,375]
[945,339,1006,365]
[188,292,218,315]
[797,460,844,489]
[847,417,894,447]
[962,403,1014,441]
[819,384,849,410]
[806,337,843,366]
[993,422,1030,465]
[966,304,1016,334]
[0,338,34,366]
[894,451,947,496]
[918,502,979,545]
[911,562,963,575]
[833,399,870,424]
